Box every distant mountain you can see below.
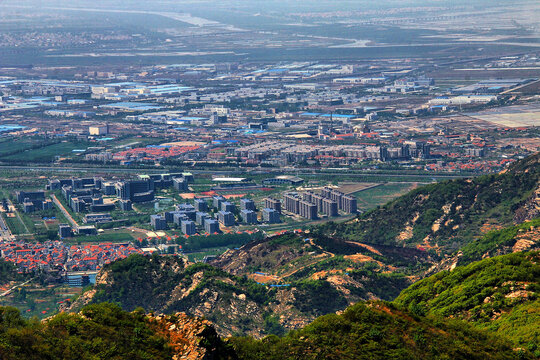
[316,153,540,255]
[394,251,540,355]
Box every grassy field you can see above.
[0,139,44,157]
[2,213,28,235]
[1,141,89,163]
[64,231,134,244]
[353,182,420,211]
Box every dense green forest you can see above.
[0,303,172,360]
[395,251,540,356]
[231,301,532,360]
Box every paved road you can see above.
[0,213,13,241]
[0,278,33,297]
[0,165,473,179]
[51,194,79,228]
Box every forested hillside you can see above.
[317,153,540,255]
[0,302,234,360]
[231,301,532,360]
[395,251,540,355]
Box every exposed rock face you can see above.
[514,184,540,223]
[210,236,310,276]
[147,312,237,360]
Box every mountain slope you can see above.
[71,253,356,337]
[317,153,540,255]
[231,301,531,360]
[212,232,428,300]
[0,302,235,360]
[394,251,540,354]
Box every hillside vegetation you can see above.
[318,153,540,254]
[0,303,172,360]
[0,302,236,360]
[0,260,24,284]
[458,217,540,265]
[78,232,435,338]
[231,301,531,360]
[395,251,540,356]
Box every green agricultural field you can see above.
[0,138,45,157]
[1,141,90,163]
[353,182,420,211]
[64,231,134,244]
[2,213,27,235]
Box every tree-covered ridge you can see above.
[319,153,540,254]
[231,301,530,360]
[0,303,172,360]
[394,251,540,355]
[458,217,540,265]
[78,253,286,337]
[78,251,413,337]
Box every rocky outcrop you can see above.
[148,312,237,360]
[514,184,540,223]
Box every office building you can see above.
[240,209,257,224]
[322,198,338,217]
[221,201,235,213]
[173,212,188,227]
[240,198,256,211]
[204,219,220,234]
[196,212,211,226]
[213,195,226,210]
[194,198,208,212]
[58,224,72,238]
[181,220,196,235]
[283,193,301,214]
[150,215,167,230]
[118,199,132,211]
[264,197,281,213]
[173,178,188,192]
[299,200,317,220]
[341,195,357,213]
[218,211,235,227]
[262,208,280,224]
